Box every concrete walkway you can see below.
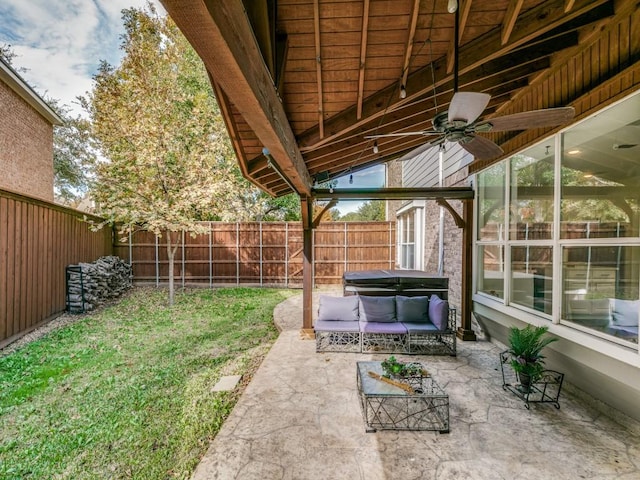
[192,293,640,480]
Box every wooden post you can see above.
[457,199,477,341]
[301,197,315,338]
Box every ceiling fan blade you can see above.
[476,107,575,132]
[448,92,491,124]
[460,135,504,160]
[365,131,438,139]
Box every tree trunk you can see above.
[166,231,180,306]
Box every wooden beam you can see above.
[312,187,474,201]
[457,199,476,341]
[313,0,324,138]
[565,0,576,12]
[312,199,338,228]
[436,199,464,228]
[243,0,274,75]
[501,0,524,45]
[160,0,312,196]
[356,0,370,120]
[299,30,572,159]
[301,197,314,332]
[446,0,472,74]
[401,0,421,92]
[297,0,609,151]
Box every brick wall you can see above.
[0,81,54,202]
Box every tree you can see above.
[255,192,301,221]
[339,201,386,221]
[48,99,95,205]
[84,5,259,305]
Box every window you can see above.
[397,202,424,270]
[475,91,640,345]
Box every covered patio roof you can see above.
[159,0,634,197]
[159,0,639,332]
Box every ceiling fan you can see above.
[365,2,575,161]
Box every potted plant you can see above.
[381,356,426,378]
[508,325,557,392]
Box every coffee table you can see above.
[356,361,449,433]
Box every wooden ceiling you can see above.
[160,0,637,197]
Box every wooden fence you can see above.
[0,189,113,346]
[113,221,396,287]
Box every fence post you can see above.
[389,221,393,269]
[260,222,263,286]
[182,230,186,288]
[285,222,289,287]
[209,222,213,289]
[344,222,348,274]
[155,234,159,287]
[236,222,240,286]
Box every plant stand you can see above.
[499,350,564,409]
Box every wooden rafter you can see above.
[400,0,421,94]
[356,0,370,120]
[565,0,576,12]
[313,0,324,138]
[159,0,313,195]
[446,0,472,74]
[300,31,577,165]
[297,0,610,151]
[502,0,525,45]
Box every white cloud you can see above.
[0,0,162,114]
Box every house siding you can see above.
[0,79,54,202]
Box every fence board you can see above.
[115,221,396,287]
[0,189,113,346]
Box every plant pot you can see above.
[518,372,533,393]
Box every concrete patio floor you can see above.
[192,292,640,480]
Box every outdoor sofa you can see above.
[314,294,457,356]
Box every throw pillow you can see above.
[609,298,640,327]
[396,295,429,323]
[359,295,397,323]
[317,295,359,321]
[429,294,449,330]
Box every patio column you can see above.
[301,197,314,336]
[458,199,476,340]
[436,198,476,341]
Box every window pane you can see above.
[510,246,553,315]
[478,163,506,241]
[478,245,504,299]
[509,144,554,240]
[562,246,639,344]
[560,93,640,238]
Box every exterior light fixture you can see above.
[373,141,379,154]
[447,0,458,13]
[568,149,580,155]
[400,85,407,99]
[349,174,353,184]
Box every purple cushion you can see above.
[429,294,449,330]
[317,295,359,321]
[402,322,439,333]
[396,295,429,323]
[314,319,360,332]
[360,321,407,334]
[359,295,397,323]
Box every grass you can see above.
[0,286,297,479]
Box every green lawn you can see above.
[0,287,296,479]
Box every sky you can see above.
[0,0,162,114]
[0,0,384,215]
